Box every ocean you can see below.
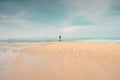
[64,38,120,43]
[0,38,120,43]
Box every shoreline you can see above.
[0,41,120,44]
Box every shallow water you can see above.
[0,44,41,72]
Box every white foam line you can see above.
[16,45,39,50]
[16,43,45,50]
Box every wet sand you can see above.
[0,42,120,80]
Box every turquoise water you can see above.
[0,38,120,43]
[64,38,120,43]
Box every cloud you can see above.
[0,11,32,28]
[60,25,95,33]
[0,0,120,40]
[60,0,120,39]
[61,0,113,26]
[61,26,80,32]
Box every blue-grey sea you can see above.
[0,38,120,43]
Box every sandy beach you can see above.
[0,42,120,80]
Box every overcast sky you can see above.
[0,0,120,40]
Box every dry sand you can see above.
[0,42,120,80]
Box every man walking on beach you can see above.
[59,35,62,42]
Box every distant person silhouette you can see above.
[59,35,62,42]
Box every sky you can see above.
[0,0,120,40]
